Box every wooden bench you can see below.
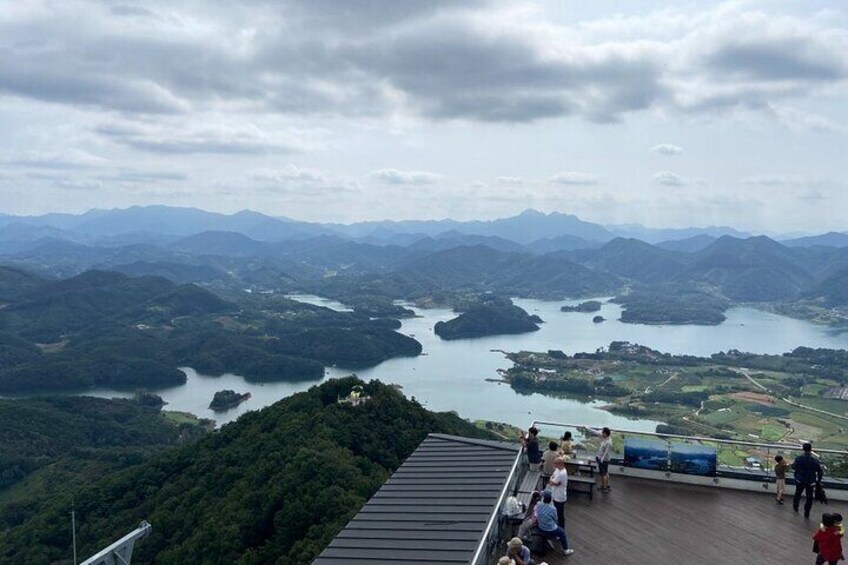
[567,475,595,500]
[565,458,597,500]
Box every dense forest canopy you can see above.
[434,295,542,340]
[0,377,494,564]
[0,270,421,393]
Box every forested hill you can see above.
[0,377,495,564]
[0,268,422,393]
[435,297,543,339]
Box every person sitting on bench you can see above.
[535,490,575,556]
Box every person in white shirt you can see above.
[582,426,612,492]
[548,457,569,527]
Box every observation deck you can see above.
[519,469,847,565]
[313,422,848,564]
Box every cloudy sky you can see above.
[1,0,846,233]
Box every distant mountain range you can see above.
[4,205,841,251]
[1,205,847,316]
[0,206,328,244]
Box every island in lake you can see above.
[434,296,542,340]
[561,300,602,313]
[614,284,730,325]
[210,390,252,411]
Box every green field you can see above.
[792,397,848,416]
[163,410,208,426]
[506,346,848,446]
[701,408,744,425]
[760,423,787,442]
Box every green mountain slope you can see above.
[0,377,495,564]
[1,270,233,342]
[576,237,686,283]
[398,245,619,298]
[0,269,423,393]
[684,236,811,301]
[805,266,848,306]
[0,266,46,302]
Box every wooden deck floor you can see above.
[519,474,847,565]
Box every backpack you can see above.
[502,496,524,517]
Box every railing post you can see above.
[666,438,672,475]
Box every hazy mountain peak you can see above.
[517,208,546,218]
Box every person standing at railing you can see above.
[793,442,824,519]
[520,427,542,465]
[582,426,613,492]
[774,455,790,505]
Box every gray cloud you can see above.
[495,176,524,185]
[652,171,687,187]
[110,5,162,19]
[108,170,188,182]
[706,37,846,82]
[369,169,442,185]
[7,150,108,169]
[549,172,599,185]
[0,1,843,126]
[251,166,326,184]
[651,144,683,155]
[743,175,823,188]
[96,121,302,155]
[797,190,827,201]
[744,175,797,187]
[54,178,104,191]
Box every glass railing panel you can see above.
[529,420,848,481]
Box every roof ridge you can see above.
[426,433,519,453]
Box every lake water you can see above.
[75,297,848,430]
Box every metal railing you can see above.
[531,420,848,481]
[81,520,151,565]
[468,421,848,564]
[470,445,526,565]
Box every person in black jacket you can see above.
[792,442,823,518]
[519,427,542,465]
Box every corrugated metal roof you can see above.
[313,433,520,564]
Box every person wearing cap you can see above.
[505,537,533,565]
[535,490,574,556]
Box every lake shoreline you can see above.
[9,295,846,431]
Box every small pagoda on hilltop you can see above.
[338,384,369,406]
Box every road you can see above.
[645,372,679,394]
[735,368,769,392]
[733,367,848,423]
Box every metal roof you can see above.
[312,433,520,564]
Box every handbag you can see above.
[813,539,820,554]
[814,482,829,505]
